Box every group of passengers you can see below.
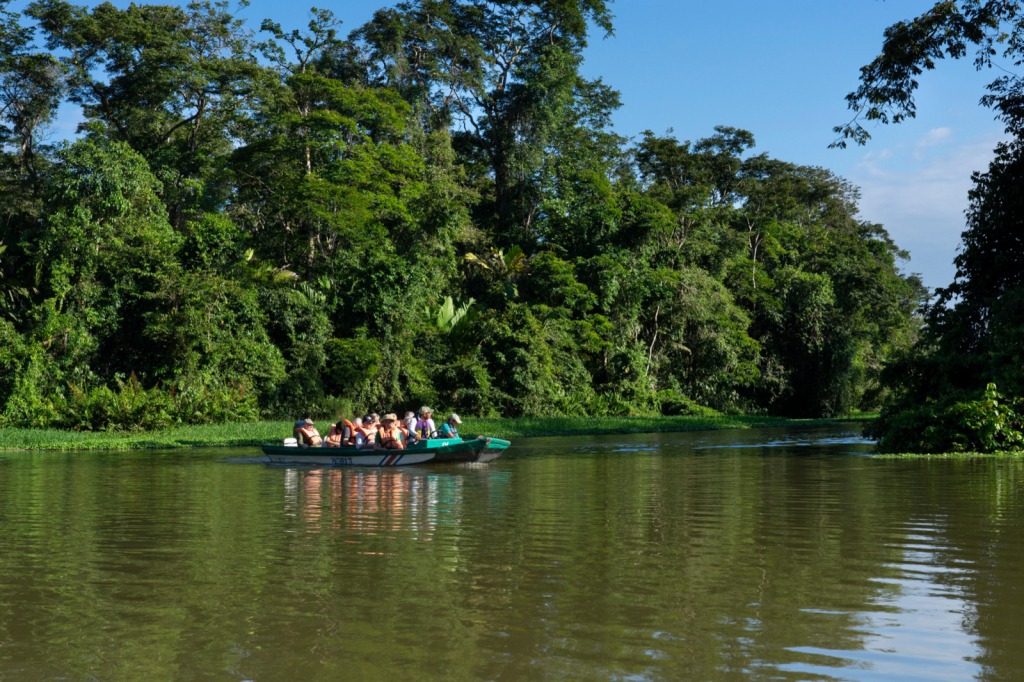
[292,406,463,450]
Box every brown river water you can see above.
[1,424,1023,680]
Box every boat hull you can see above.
[260,437,510,466]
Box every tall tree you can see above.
[838,1,1024,438]
[353,0,616,245]
[832,0,1024,148]
[234,9,427,285]
[27,0,272,227]
[0,0,62,188]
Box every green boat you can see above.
[260,436,511,467]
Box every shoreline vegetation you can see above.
[0,414,877,452]
[877,453,1024,459]
[0,2,923,440]
[4,4,1019,455]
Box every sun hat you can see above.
[303,418,315,426]
[448,414,462,424]
[383,413,398,422]
[418,405,433,415]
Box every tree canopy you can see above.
[835,0,1024,452]
[0,0,922,429]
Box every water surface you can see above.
[2,425,1023,680]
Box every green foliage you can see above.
[0,241,35,317]
[434,296,482,357]
[843,3,1024,449]
[656,390,722,417]
[323,337,382,400]
[141,268,289,389]
[0,2,921,433]
[2,372,258,431]
[833,0,1024,147]
[869,384,1024,454]
[432,354,497,417]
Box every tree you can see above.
[839,1,1024,448]
[0,0,63,186]
[353,0,616,245]
[832,0,1024,148]
[0,2,928,428]
[27,0,272,227]
[34,136,181,377]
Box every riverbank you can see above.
[876,451,1024,459]
[0,414,876,451]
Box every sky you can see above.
[34,0,1009,292]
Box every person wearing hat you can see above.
[415,406,436,439]
[354,414,378,449]
[295,418,322,449]
[437,413,462,439]
[436,413,490,443]
[402,411,421,444]
[373,413,406,450]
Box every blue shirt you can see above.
[438,423,459,438]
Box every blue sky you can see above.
[37,0,1008,291]
[571,0,1006,292]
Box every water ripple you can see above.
[1,427,1022,680]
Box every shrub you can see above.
[656,390,721,417]
[1,373,259,431]
[868,383,1024,454]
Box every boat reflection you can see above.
[281,466,508,541]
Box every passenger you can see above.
[354,414,379,449]
[323,423,343,448]
[341,417,361,446]
[437,413,462,438]
[416,406,436,439]
[295,418,322,449]
[403,411,420,444]
[374,413,406,450]
[437,413,489,442]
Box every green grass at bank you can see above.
[876,451,1024,459]
[0,414,877,452]
[0,421,297,452]
[462,414,876,440]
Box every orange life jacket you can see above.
[296,426,322,446]
[355,424,378,447]
[324,425,343,447]
[340,419,355,445]
[377,424,406,450]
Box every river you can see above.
[1,424,1023,680]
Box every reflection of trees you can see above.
[2,448,1022,679]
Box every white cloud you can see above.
[910,126,953,161]
[850,129,1002,291]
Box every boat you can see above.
[260,436,511,467]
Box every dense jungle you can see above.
[0,0,962,433]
